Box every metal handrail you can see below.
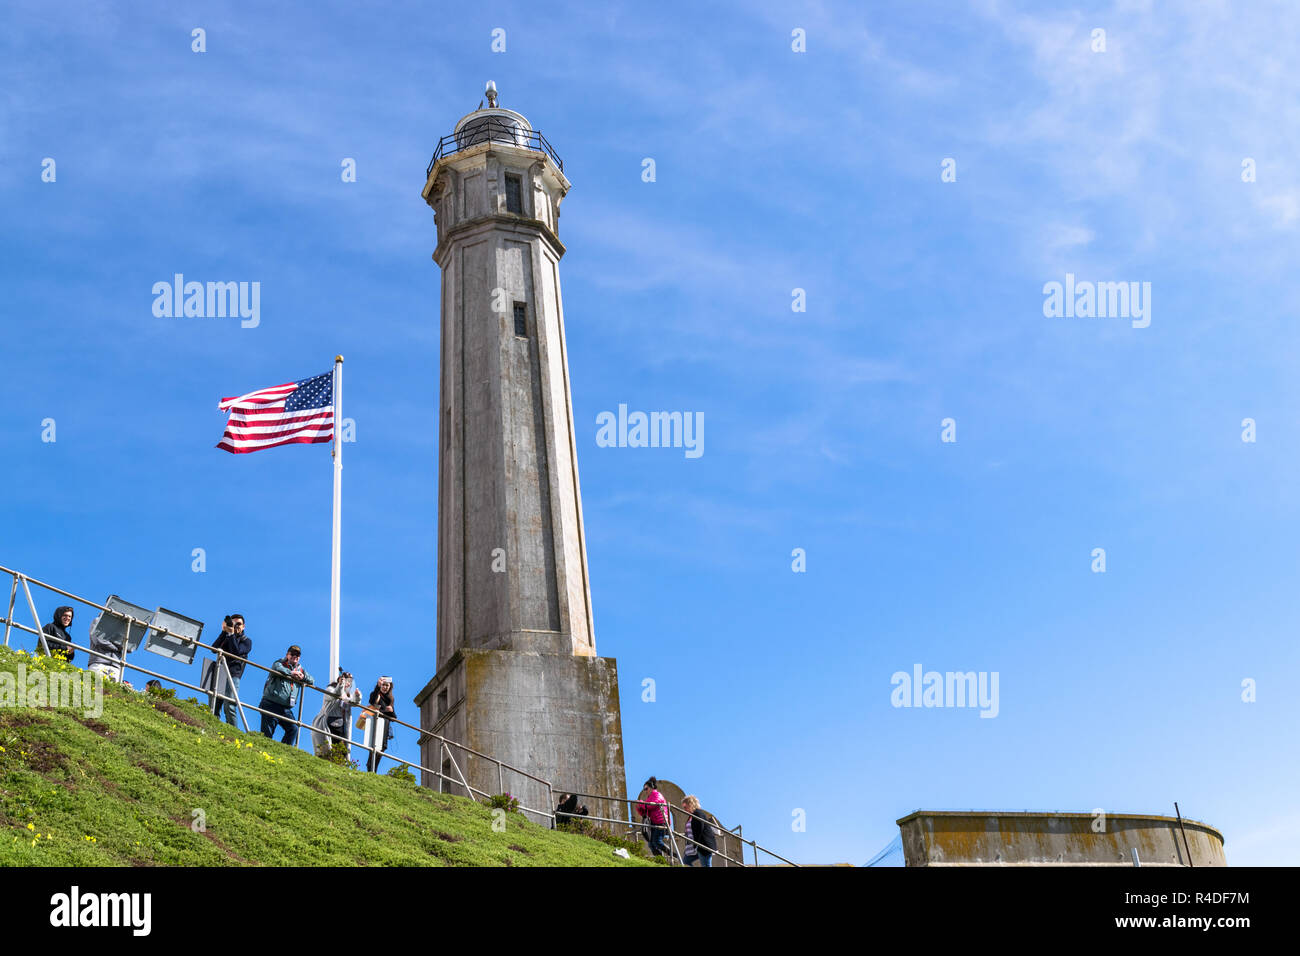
[558,789,799,867]
[555,807,747,867]
[426,117,563,176]
[1,607,558,821]
[0,565,795,863]
[7,621,556,816]
[0,567,557,816]
[0,566,550,778]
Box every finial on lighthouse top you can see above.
[485,81,498,108]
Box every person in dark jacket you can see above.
[361,676,396,772]
[39,606,76,663]
[210,614,252,726]
[682,795,718,867]
[553,793,590,829]
[259,645,314,745]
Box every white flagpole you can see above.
[330,354,343,684]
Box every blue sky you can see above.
[2,0,1298,865]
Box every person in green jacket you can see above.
[258,644,314,745]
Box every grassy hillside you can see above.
[0,646,650,866]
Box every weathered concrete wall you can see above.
[415,648,626,824]
[897,811,1226,866]
[417,109,624,825]
[425,142,596,668]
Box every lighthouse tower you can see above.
[414,83,626,818]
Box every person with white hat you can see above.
[311,668,361,759]
[360,676,396,772]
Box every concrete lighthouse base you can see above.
[415,648,627,825]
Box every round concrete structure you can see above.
[897,810,1226,866]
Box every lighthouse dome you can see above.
[453,81,532,150]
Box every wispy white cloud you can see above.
[970,0,1300,278]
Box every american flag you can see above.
[216,371,334,454]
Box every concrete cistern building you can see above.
[897,810,1227,866]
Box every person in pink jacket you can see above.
[636,777,670,857]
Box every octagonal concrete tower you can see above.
[415,83,626,820]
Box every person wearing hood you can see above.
[39,606,77,663]
[360,676,396,772]
[258,644,314,745]
[311,669,361,759]
[553,793,590,829]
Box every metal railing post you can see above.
[21,577,51,656]
[114,621,129,683]
[667,808,683,865]
[3,572,16,646]
[209,649,225,717]
[219,653,251,734]
[443,745,474,801]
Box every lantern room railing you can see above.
[427,116,563,177]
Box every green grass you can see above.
[0,646,651,866]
